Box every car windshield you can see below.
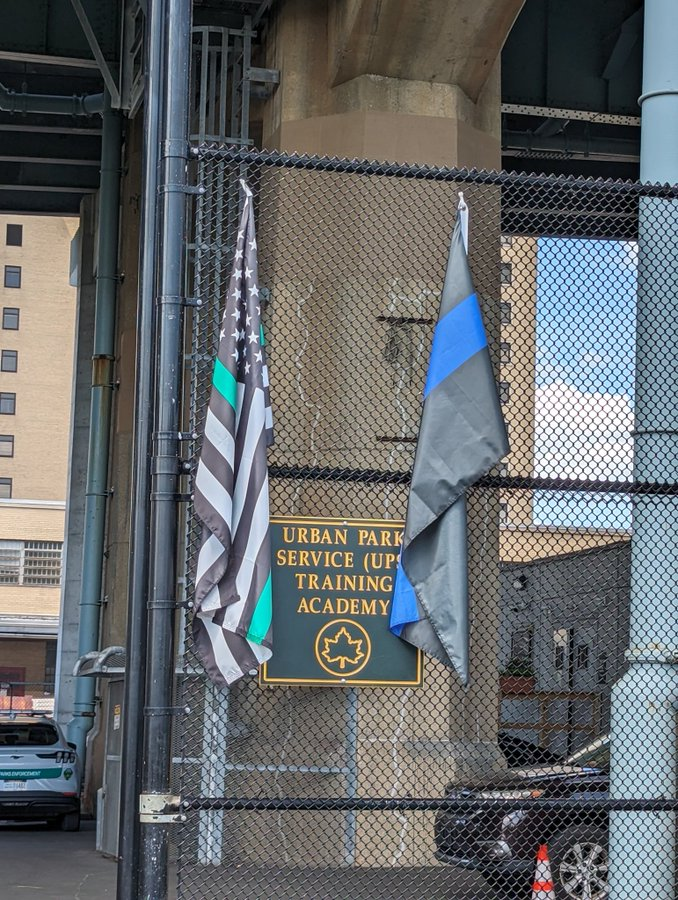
[0,721,60,746]
[565,736,610,770]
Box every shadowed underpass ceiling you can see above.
[0,0,646,214]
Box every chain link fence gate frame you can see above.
[173,147,678,900]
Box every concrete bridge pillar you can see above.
[262,0,524,168]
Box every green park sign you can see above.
[260,517,423,687]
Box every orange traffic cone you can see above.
[531,843,556,899]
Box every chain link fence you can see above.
[174,147,678,899]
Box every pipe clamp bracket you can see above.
[139,793,186,824]
[158,183,205,196]
[144,705,191,717]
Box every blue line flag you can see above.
[389,215,509,685]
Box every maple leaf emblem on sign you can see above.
[321,626,364,670]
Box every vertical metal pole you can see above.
[198,683,228,864]
[344,687,358,866]
[139,0,191,896]
[116,0,164,895]
[608,2,678,897]
[240,17,252,145]
[67,92,123,768]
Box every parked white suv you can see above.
[0,713,80,831]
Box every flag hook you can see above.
[457,191,469,253]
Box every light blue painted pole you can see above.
[608,2,678,897]
[344,687,359,866]
[67,92,122,770]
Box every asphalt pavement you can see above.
[0,820,117,899]
[0,821,509,899]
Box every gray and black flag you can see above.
[193,180,274,686]
[390,205,509,685]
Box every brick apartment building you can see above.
[0,214,77,710]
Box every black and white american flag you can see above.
[193,180,274,686]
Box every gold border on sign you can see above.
[259,515,423,688]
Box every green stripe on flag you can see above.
[246,574,272,644]
[213,358,237,409]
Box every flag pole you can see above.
[458,191,469,252]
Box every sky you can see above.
[531,236,637,530]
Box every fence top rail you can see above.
[193,144,678,197]
[182,796,678,813]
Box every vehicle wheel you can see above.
[59,810,81,832]
[549,825,608,900]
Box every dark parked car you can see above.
[498,732,562,769]
[434,736,609,899]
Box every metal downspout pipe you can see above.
[67,92,123,768]
[139,0,191,895]
[608,2,678,898]
[116,0,165,893]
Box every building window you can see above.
[576,644,590,670]
[1,350,17,372]
[4,266,21,289]
[499,381,510,405]
[510,627,533,662]
[500,262,512,285]
[2,308,19,330]
[500,341,512,365]
[0,540,20,580]
[500,235,513,247]
[0,540,63,585]
[0,435,13,457]
[500,301,512,325]
[597,651,608,685]
[0,393,15,414]
[44,641,57,689]
[6,224,22,247]
[0,478,12,499]
[553,629,570,670]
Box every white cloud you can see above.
[534,381,634,481]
